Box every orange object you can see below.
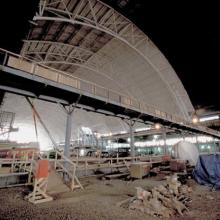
[35,160,49,178]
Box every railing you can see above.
[72,154,166,176]
[0,48,219,137]
[0,150,37,187]
[54,150,83,190]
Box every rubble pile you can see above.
[118,174,192,218]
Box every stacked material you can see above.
[117,174,192,218]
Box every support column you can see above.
[64,110,73,159]
[101,137,104,151]
[163,130,167,155]
[129,122,135,161]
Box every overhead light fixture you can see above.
[192,116,199,124]
[155,123,161,130]
[199,115,219,122]
[135,127,151,132]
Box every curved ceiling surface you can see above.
[21,0,194,120]
[0,0,196,149]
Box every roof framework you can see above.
[21,0,194,120]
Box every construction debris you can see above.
[117,174,192,218]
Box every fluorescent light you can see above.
[135,127,151,132]
[199,115,219,122]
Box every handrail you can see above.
[56,150,76,168]
[0,48,219,137]
[53,150,83,190]
[72,155,160,163]
[0,48,129,101]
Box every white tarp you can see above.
[173,141,199,166]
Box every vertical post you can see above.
[76,149,79,165]
[54,150,57,170]
[101,137,103,151]
[64,107,74,182]
[163,130,167,155]
[77,128,80,146]
[28,152,34,184]
[95,135,98,149]
[11,150,16,172]
[129,122,135,162]
[64,110,73,159]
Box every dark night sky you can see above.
[0,0,219,110]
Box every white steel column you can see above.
[129,122,135,161]
[64,110,73,158]
[163,130,167,155]
[63,105,75,182]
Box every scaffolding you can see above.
[0,110,16,140]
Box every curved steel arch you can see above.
[31,0,193,119]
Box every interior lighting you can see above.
[199,115,219,122]
[135,127,151,132]
[79,149,85,156]
[155,123,161,130]
[153,135,159,140]
[192,116,199,124]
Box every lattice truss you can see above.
[0,111,15,139]
[21,0,194,119]
[21,0,151,74]
[22,40,115,78]
[37,0,147,46]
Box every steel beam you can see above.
[129,122,135,161]
[163,130,167,155]
[64,109,73,158]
